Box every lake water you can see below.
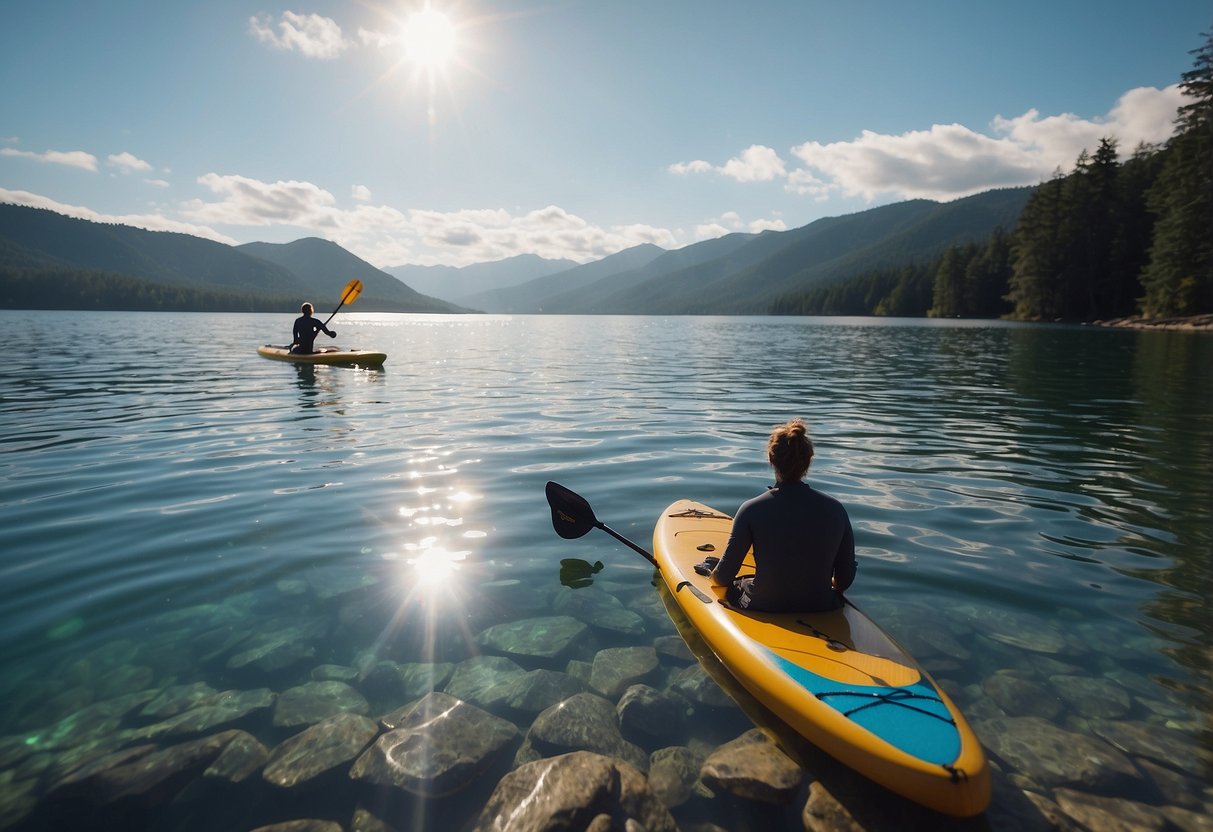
[1,310,1210,831]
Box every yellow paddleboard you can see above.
[257,345,386,366]
[653,499,990,817]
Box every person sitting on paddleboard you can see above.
[290,302,336,354]
[709,418,856,612]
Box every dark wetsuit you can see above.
[292,314,334,354]
[710,480,856,612]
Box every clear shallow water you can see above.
[1,311,1210,829]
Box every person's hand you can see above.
[328,329,337,338]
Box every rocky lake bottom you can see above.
[1,565,1208,832]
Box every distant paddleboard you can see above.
[257,345,386,366]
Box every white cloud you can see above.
[0,188,237,244]
[695,211,787,241]
[249,12,350,59]
[670,145,786,182]
[107,152,152,174]
[176,173,677,266]
[675,85,1186,203]
[791,124,1044,201]
[145,179,170,188]
[351,184,372,202]
[0,147,98,171]
[669,159,713,175]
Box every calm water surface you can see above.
[1,311,1210,830]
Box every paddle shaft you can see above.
[597,521,658,567]
[322,279,364,327]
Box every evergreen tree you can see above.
[964,228,1013,317]
[1007,174,1068,320]
[929,245,968,317]
[1141,29,1213,316]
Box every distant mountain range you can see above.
[483,188,1032,314]
[0,187,1032,314]
[0,205,464,313]
[384,254,578,305]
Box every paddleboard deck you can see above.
[653,499,990,817]
[257,345,386,366]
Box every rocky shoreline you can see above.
[1,570,1208,831]
[1091,313,1213,332]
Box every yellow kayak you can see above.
[257,345,386,366]
[653,499,991,817]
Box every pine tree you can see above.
[1141,29,1213,316]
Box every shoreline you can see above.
[1091,313,1213,332]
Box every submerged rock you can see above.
[974,715,1141,791]
[700,729,804,805]
[137,688,275,740]
[589,646,659,699]
[616,684,687,748]
[251,821,344,832]
[310,664,359,683]
[263,713,379,788]
[203,730,268,783]
[552,588,646,636]
[647,745,705,808]
[443,656,527,710]
[225,617,329,673]
[1089,718,1210,774]
[524,692,648,772]
[273,681,370,728]
[475,615,590,663]
[653,635,695,664]
[360,661,454,709]
[350,692,518,797]
[668,664,735,710]
[1049,674,1131,719]
[472,751,677,832]
[51,730,243,803]
[965,608,1066,654]
[982,670,1064,720]
[1052,788,1166,832]
[140,683,220,720]
[305,566,378,600]
[479,669,586,717]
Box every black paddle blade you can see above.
[546,481,598,539]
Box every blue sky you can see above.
[1,1,1207,268]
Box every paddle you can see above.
[322,278,364,327]
[545,481,658,566]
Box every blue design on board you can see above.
[764,649,961,765]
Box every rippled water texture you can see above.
[1,311,1210,830]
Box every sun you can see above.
[401,5,457,72]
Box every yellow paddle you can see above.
[322,278,364,326]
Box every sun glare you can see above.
[401,6,457,71]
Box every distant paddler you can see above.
[289,279,363,354]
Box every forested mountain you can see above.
[0,206,464,313]
[384,253,579,304]
[238,238,463,313]
[517,188,1031,314]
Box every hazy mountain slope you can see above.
[572,188,1032,314]
[384,253,578,302]
[537,234,760,313]
[237,238,464,312]
[462,244,666,312]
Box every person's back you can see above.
[724,480,854,611]
[710,419,856,612]
[291,302,334,354]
